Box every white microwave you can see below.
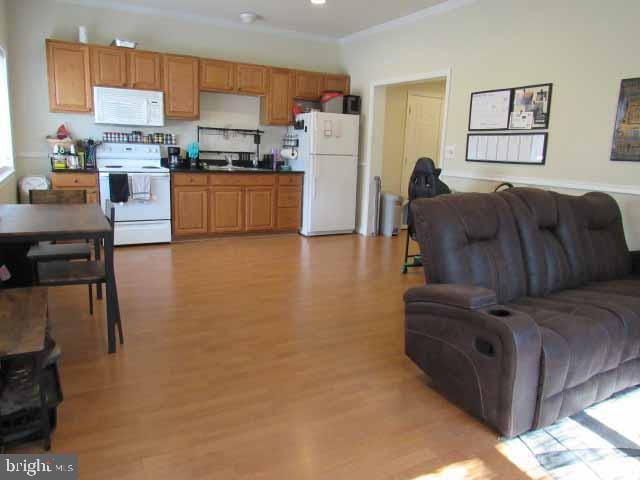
[94,87,164,127]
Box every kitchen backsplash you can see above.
[17,91,287,176]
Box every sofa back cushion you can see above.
[411,193,527,303]
[500,188,587,296]
[567,192,631,282]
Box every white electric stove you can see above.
[97,143,171,245]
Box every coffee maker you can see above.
[167,147,180,169]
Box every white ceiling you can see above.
[66,0,453,39]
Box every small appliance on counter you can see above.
[167,147,181,169]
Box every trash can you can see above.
[380,193,402,237]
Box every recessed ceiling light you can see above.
[239,11,259,24]
[310,0,326,5]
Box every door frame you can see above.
[359,68,451,235]
[400,92,444,200]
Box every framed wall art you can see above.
[611,77,640,162]
[510,83,552,129]
[469,88,513,131]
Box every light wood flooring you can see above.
[15,233,549,479]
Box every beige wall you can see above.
[7,0,343,178]
[342,0,640,248]
[381,80,446,195]
[0,0,17,203]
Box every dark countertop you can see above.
[50,169,99,174]
[170,167,304,175]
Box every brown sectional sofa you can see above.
[404,187,640,437]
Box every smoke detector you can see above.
[239,11,259,24]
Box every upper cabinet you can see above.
[262,68,294,126]
[323,74,350,95]
[294,71,323,100]
[46,40,93,113]
[90,46,127,87]
[200,59,235,93]
[44,39,350,123]
[163,54,200,119]
[236,63,268,96]
[128,51,162,90]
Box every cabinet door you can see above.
[200,59,235,92]
[173,187,208,236]
[91,46,128,87]
[236,63,267,95]
[294,71,323,100]
[129,51,162,90]
[262,68,293,126]
[46,40,92,112]
[245,186,276,231]
[163,54,200,119]
[210,187,244,233]
[322,74,350,95]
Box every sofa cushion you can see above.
[582,276,640,298]
[567,192,632,282]
[500,188,587,295]
[411,193,527,304]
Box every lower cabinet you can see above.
[245,186,276,231]
[50,172,100,204]
[172,187,209,236]
[172,173,302,238]
[210,187,244,233]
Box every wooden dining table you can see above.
[0,204,121,353]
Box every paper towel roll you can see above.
[280,148,298,160]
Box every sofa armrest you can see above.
[404,284,497,310]
[404,290,541,438]
[632,251,640,275]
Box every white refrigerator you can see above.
[290,112,360,236]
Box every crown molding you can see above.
[51,0,338,44]
[340,0,478,44]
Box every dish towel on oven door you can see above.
[109,173,130,203]
[130,175,151,202]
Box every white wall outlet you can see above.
[444,145,456,161]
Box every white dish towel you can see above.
[129,175,151,202]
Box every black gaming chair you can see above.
[401,158,450,273]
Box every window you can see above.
[0,46,14,175]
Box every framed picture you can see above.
[466,132,547,165]
[611,77,640,162]
[469,88,512,131]
[510,83,552,129]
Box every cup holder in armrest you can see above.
[489,309,511,317]
[475,337,496,357]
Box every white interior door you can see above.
[308,154,358,233]
[400,94,442,200]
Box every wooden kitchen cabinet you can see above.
[171,173,303,238]
[91,46,127,87]
[163,54,200,119]
[128,51,162,90]
[236,63,268,95]
[50,172,100,204]
[46,40,92,112]
[294,70,323,100]
[261,68,294,126]
[172,186,209,236]
[200,59,236,93]
[210,187,244,233]
[245,186,276,231]
[322,74,350,95]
